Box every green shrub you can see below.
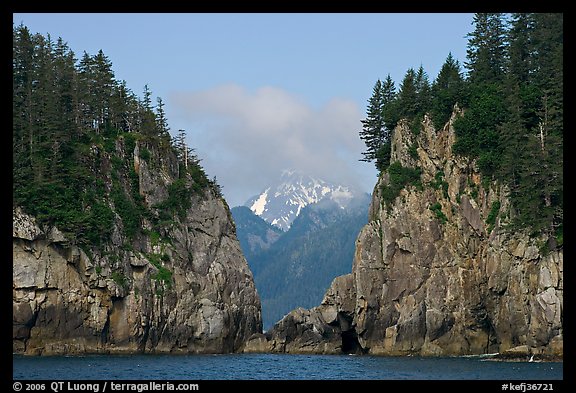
[430,202,448,224]
[139,147,151,162]
[555,225,563,247]
[111,181,141,239]
[411,116,422,136]
[380,162,422,207]
[110,156,124,170]
[122,132,138,154]
[486,201,501,233]
[153,266,173,289]
[111,271,129,289]
[375,142,392,172]
[147,252,173,290]
[148,230,161,246]
[154,178,192,220]
[431,170,449,199]
[408,143,419,160]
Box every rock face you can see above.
[252,108,563,357]
[13,138,261,355]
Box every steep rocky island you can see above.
[244,109,563,358]
[12,25,261,355]
[13,136,262,355]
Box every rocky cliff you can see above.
[13,137,262,355]
[244,108,563,358]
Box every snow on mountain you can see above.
[244,169,359,231]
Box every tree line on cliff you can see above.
[12,23,219,247]
[359,13,562,244]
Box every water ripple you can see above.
[13,354,563,380]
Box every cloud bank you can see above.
[170,84,377,207]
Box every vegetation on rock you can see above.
[12,23,221,249]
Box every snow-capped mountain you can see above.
[244,169,359,231]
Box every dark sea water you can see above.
[13,353,562,381]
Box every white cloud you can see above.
[169,83,377,207]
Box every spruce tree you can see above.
[93,50,115,128]
[381,74,399,131]
[431,53,466,129]
[465,13,508,84]
[507,13,535,84]
[397,68,418,119]
[12,24,35,176]
[414,65,431,115]
[376,74,398,170]
[359,79,385,164]
[155,97,170,140]
[140,84,157,136]
[77,51,97,132]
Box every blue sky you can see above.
[13,13,474,207]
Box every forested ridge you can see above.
[359,13,562,245]
[12,23,220,248]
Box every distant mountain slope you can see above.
[247,194,371,330]
[231,206,283,262]
[245,170,358,231]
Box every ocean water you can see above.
[13,353,562,380]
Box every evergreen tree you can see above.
[155,97,170,140]
[375,74,398,170]
[77,51,97,131]
[13,24,36,200]
[109,80,129,133]
[140,84,157,136]
[174,129,188,168]
[30,33,59,180]
[507,13,535,84]
[381,74,399,131]
[13,24,35,168]
[110,80,141,133]
[531,13,563,138]
[92,50,115,131]
[359,80,385,164]
[396,68,418,119]
[142,84,152,110]
[531,14,563,234]
[50,37,77,176]
[455,13,509,176]
[431,53,466,129]
[414,65,431,115]
[465,13,508,84]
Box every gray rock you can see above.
[460,195,484,234]
[242,333,271,353]
[13,207,43,241]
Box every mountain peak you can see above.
[244,170,359,231]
